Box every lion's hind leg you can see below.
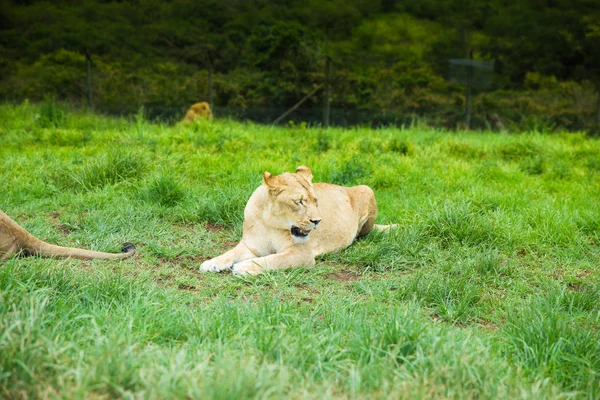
[353,185,378,237]
[351,186,397,236]
[0,243,18,260]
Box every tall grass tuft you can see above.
[143,175,186,207]
[399,273,482,324]
[387,136,413,155]
[321,227,428,271]
[329,159,371,185]
[425,201,494,247]
[55,151,146,191]
[38,97,68,128]
[502,294,600,397]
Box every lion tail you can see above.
[25,239,136,260]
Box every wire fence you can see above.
[5,50,599,133]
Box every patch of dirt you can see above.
[551,269,564,280]
[205,223,225,232]
[478,318,499,331]
[156,254,208,266]
[46,211,61,219]
[576,270,593,279]
[229,293,260,304]
[171,221,201,232]
[46,211,79,234]
[326,270,361,282]
[177,283,197,291]
[182,265,204,278]
[567,282,583,291]
[56,223,77,234]
[156,275,174,284]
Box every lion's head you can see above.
[262,166,322,242]
[182,102,213,123]
[191,102,212,119]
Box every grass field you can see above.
[1,102,599,399]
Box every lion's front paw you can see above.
[200,258,232,273]
[232,260,264,276]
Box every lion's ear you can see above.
[263,172,283,196]
[263,171,279,187]
[295,165,313,182]
[263,171,274,186]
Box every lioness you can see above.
[182,102,213,123]
[0,209,135,261]
[201,166,392,276]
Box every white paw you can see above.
[231,260,264,276]
[200,258,232,273]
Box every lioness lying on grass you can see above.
[201,166,392,276]
[0,209,135,261]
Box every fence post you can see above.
[207,51,214,112]
[465,49,473,130]
[324,56,331,128]
[85,49,93,109]
[596,89,600,128]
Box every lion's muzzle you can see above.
[291,226,311,237]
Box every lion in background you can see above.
[0,209,135,261]
[200,166,394,276]
[181,102,213,123]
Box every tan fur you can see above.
[200,166,392,276]
[181,102,213,123]
[0,209,135,261]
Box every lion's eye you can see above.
[294,199,303,205]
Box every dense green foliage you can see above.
[1,103,599,398]
[1,1,599,130]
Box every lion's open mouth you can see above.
[291,226,311,237]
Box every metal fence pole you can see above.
[465,49,473,130]
[85,49,93,109]
[208,67,213,109]
[207,51,214,112]
[324,56,331,128]
[596,89,600,128]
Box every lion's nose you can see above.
[310,218,321,226]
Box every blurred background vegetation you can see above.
[1,0,599,132]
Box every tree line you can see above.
[1,0,599,131]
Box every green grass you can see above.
[0,101,599,399]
